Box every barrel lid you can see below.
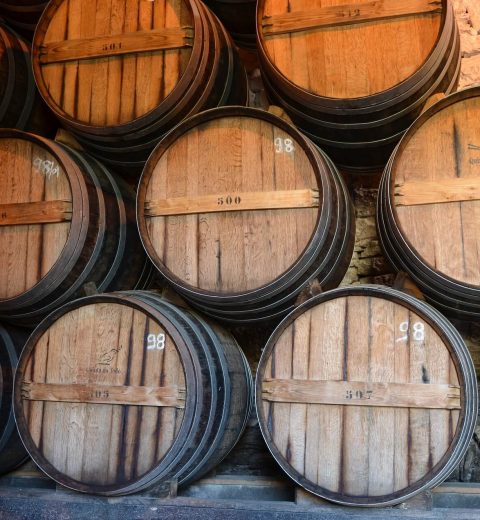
[137,106,327,299]
[32,0,199,129]
[0,131,82,301]
[390,87,480,289]
[258,0,445,100]
[14,294,192,494]
[256,285,477,506]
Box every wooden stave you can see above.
[255,285,478,507]
[0,132,150,324]
[0,323,29,475]
[136,106,354,319]
[12,291,253,495]
[256,0,454,112]
[183,148,355,324]
[376,87,480,318]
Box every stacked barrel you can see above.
[0,0,478,510]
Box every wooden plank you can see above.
[0,200,73,226]
[262,0,442,37]
[21,382,186,408]
[342,296,370,496]
[395,178,480,206]
[38,27,194,65]
[145,189,320,217]
[262,379,461,410]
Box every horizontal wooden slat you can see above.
[21,381,186,408]
[145,189,320,217]
[0,200,72,226]
[262,379,461,410]
[262,0,442,37]
[395,178,480,206]
[38,27,194,65]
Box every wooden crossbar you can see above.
[38,27,194,65]
[0,200,73,226]
[145,189,320,217]
[262,0,442,37]
[21,381,186,409]
[262,379,461,410]
[395,178,480,206]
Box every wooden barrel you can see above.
[137,106,355,324]
[256,285,477,507]
[0,130,153,326]
[203,0,257,49]
[31,0,248,178]
[0,323,30,475]
[257,0,460,172]
[0,22,55,135]
[377,87,480,319]
[13,291,253,495]
[0,1,48,38]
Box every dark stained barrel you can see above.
[137,106,355,324]
[0,1,47,38]
[203,0,256,49]
[0,130,153,326]
[257,0,460,172]
[0,22,55,135]
[0,323,29,475]
[31,0,248,178]
[256,285,477,507]
[13,291,253,495]
[377,87,480,319]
